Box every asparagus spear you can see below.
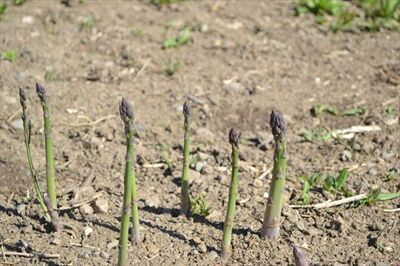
[43,193,62,232]
[36,83,57,209]
[19,88,49,220]
[293,245,309,266]
[221,128,240,260]
[261,110,287,239]
[118,98,138,266]
[180,101,191,217]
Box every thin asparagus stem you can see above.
[118,98,138,266]
[261,110,287,239]
[180,101,191,217]
[36,83,57,208]
[43,194,62,232]
[221,128,240,261]
[293,245,309,266]
[19,88,50,220]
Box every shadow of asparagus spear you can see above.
[221,128,241,261]
[261,110,287,239]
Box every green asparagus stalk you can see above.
[36,83,57,208]
[180,101,191,217]
[118,98,138,266]
[221,128,240,260]
[261,110,287,239]
[19,88,50,220]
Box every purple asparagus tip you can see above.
[183,101,191,118]
[293,245,309,266]
[119,97,134,122]
[270,110,285,137]
[229,128,240,147]
[35,82,47,102]
[19,88,27,108]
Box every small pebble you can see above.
[340,150,352,161]
[22,15,34,24]
[93,198,108,213]
[50,237,61,245]
[99,251,110,260]
[253,179,263,188]
[195,162,207,172]
[147,243,160,254]
[10,119,24,130]
[16,204,26,215]
[79,204,94,215]
[197,243,207,253]
[206,251,218,260]
[107,239,119,250]
[84,226,93,236]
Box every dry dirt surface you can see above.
[0,1,399,265]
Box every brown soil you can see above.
[0,1,399,265]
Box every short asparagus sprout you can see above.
[180,101,191,217]
[118,98,140,266]
[36,83,57,209]
[19,88,50,220]
[221,128,240,260]
[293,245,309,266]
[261,111,287,239]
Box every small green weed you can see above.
[151,0,186,5]
[354,188,400,206]
[80,16,95,31]
[294,0,343,15]
[384,106,397,116]
[385,168,398,181]
[301,126,334,142]
[0,3,7,16]
[2,50,17,62]
[298,168,351,204]
[360,0,400,30]
[165,60,181,76]
[310,104,366,117]
[163,27,190,49]
[190,193,211,217]
[45,71,54,81]
[13,0,25,5]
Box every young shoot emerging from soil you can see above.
[261,110,287,239]
[221,128,240,261]
[36,83,57,209]
[180,101,191,217]
[19,88,50,221]
[118,98,140,266]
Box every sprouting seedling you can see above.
[190,193,211,217]
[322,168,350,194]
[118,98,140,266]
[354,188,400,207]
[180,101,191,217]
[221,128,240,261]
[293,245,309,266]
[261,111,287,239]
[18,88,50,221]
[36,83,57,209]
[162,27,190,49]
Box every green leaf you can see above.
[301,130,315,142]
[300,180,311,204]
[335,168,348,189]
[323,175,335,191]
[342,106,366,116]
[375,192,400,201]
[2,50,16,62]
[0,3,6,16]
[163,27,190,49]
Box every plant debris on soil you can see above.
[0,1,399,265]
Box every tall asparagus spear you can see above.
[118,98,139,266]
[36,83,57,209]
[19,88,49,220]
[261,110,287,239]
[180,101,191,217]
[221,128,240,260]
